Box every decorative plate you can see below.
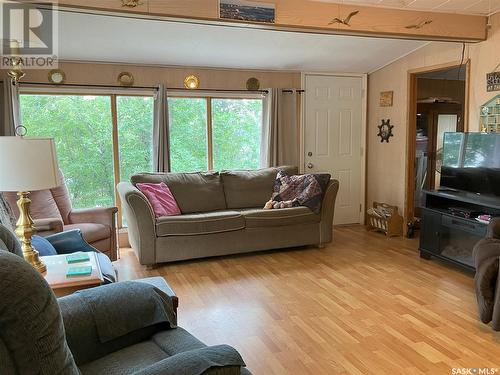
[246,77,260,90]
[184,75,200,89]
[117,72,134,86]
[48,69,66,84]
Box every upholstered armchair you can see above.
[3,169,118,260]
[473,218,500,331]
[0,250,252,375]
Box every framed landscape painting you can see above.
[219,0,276,23]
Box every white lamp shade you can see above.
[0,137,60,192]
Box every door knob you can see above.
[307,163,313,169]
[308,152,313,157]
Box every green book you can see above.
[66,266,92,277]
[66,252,90,264]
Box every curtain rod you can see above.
[19,81,305,93]
[20,82,158,90]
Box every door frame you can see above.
[405,59,470,226]
[300,72,368,225]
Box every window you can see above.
[117,96,155,181]
[212,98,262,170]
[20,94,115,208]
[167,95,263,172]
[19,90,263,227]
[20,92,155,227]
[168,98,208,172]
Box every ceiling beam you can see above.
[33,0,488,42]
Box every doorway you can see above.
[406,61,470,227]
[302,73,367,225]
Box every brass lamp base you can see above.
[15,192,46,274]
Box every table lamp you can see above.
[0,136,60,273]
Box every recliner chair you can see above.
[2,169,118,260]
[0,229,251,375]
[473,218,500,331]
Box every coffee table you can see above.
[41,252,104,297]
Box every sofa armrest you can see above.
[69,206,117,227]
[136,277,178,324]
[486,218,500,240]
[58,280,176,366]
[319,179,340,244]
[33,217,63,235]
[117,182,156,266]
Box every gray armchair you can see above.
[0,249,252,375]
[473,218,500,331]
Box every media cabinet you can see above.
[419,189,500,271]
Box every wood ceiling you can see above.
[317,0,500,16]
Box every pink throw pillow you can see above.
[136,182,181,218]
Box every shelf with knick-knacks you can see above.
[480,94,500,133]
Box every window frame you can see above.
[167,91,264,171]
[19,86,156,229]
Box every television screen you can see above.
[441,132,500,197]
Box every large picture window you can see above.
[19,90,263,227]
[168,95,263,172]
[19,91,155,227]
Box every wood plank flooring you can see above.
[115,226,500,375]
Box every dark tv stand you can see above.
[419,190,500,271]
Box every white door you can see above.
[304,74,364,225]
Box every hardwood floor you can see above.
[115,226,500,375]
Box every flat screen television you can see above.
[440,132,500,197]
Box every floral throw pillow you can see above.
[266,170,331,214]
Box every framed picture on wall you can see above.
[219,0,276,23]
[380,91,394,107]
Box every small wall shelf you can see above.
[480,95,500,133]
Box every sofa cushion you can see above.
[64,223,111,243]
[239,207,320,228]
[221,166,298,209]
[131,172,226,214]
[80,340,168,375]
[80,328,246,375]
[156,211,245,237]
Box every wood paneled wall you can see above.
[36,0,488,42]
[16,61,301,90]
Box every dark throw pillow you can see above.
[271,170,331,214]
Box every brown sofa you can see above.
[117,166,339,266]
[3,170,118,260]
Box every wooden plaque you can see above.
[380,91,393,107]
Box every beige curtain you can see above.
[0,79,20,137]
[261,88,299,167]
[153,84,170,172]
